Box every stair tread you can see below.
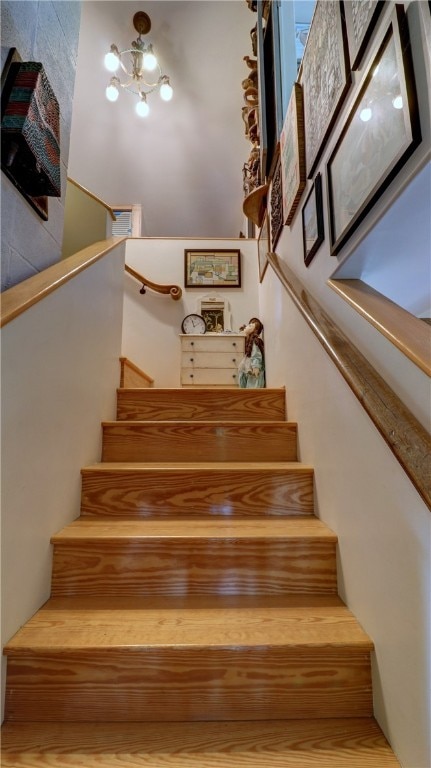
[118,387,287,392]
[5,595,373,652]
[103,420,295,426]
[0,718,401,767]
[52,516,335,541]
[82,461,313,471]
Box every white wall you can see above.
[260,264,431,768]
[122,238,259,386]
[0,242,125,721]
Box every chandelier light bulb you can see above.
[392,95,403,110]
[359,106,372,122]
[136,99,150,117]
[106,83,119,102]
[104,51,119,72]
[144,51,158,71]
[160,81,173,101]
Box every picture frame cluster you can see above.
[270,0,422,268]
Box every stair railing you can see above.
[125,263,182,301]
[267,251,431,510]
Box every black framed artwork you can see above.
[258,211,269,282]
[184,250,241,288]
[344,0,386,70]
[327,4,421,256]
[302,173,324,267]
[300,0,351,178]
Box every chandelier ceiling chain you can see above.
[104,12,173,117]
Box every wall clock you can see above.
[181,314,206,334]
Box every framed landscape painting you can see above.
[327,4,421,255]
[301,0,351,178]
[184,250,241,288]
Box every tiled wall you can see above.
[1,1,81,290]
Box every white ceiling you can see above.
[68,1,253,238]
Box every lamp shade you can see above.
[1,61,61,197]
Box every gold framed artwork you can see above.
[280,82,306,225]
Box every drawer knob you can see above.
[232,342,236,347]
[232,373,236,379]
[190,374,194,378]
[190,341,194,346]
[190,357,194,362]
[232,358,237,363]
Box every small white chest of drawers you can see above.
[180,333,244,387]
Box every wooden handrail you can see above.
[125,264,182,301]
[328,278,431,377]
[67,177,116,220]
[1,238,126,328]
[267,252,431,510]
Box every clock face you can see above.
[181,314,207,334]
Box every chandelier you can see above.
[104,11,173,117]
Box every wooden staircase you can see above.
[1,386,401,766]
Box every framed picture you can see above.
[258,211,269,282]
[280,82,306,226]
[327,4,421,256]
[300,0,351,178]
[269,152,283,251]
[184,249,241,288]
[344,0,386,71]
[302,173,324,267]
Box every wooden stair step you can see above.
[50,517,337,596]
[0,719,401,767]
[4,595,373,722]
[117,387,286,422]
[81,462,314,517]
[101,421,297,462]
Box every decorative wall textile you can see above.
[2,61,60,198]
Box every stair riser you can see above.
[117,389,286,422]
[5,648,372,722]
[51,540,337,596]
[81,468,314,517]
[102,423,297,463]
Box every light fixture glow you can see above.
[144,52,158,71]
[106,83,119,102]
[160,80,173,101]
[360,107,372,122]
[103,12,172,117]
[136,99,150,117]
[392,95,403,109]
[104,51,119,72]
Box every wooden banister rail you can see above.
[267,252,431,510]
[125,264,182,301]
[1,238,126,328]
[67,177,116,220]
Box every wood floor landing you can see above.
[1,719,401,767]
